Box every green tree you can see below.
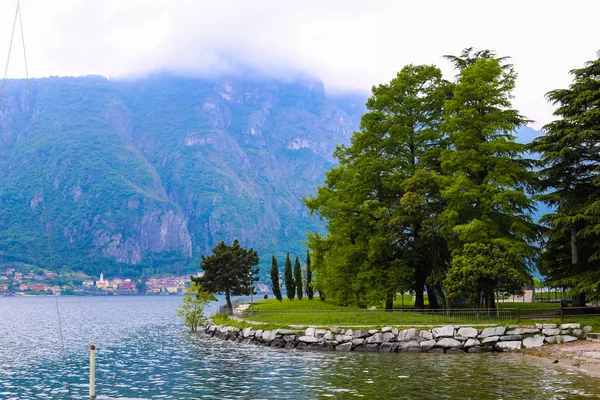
[445,243,527,308]
[176,283,216,331]
[284,252,295,300]
[530,51,600,303]
[270,255,282,301]
[440,51,539,309]
[306,64,449,309]
[191,239,259,312]
[306,251,314,300]
[294,255,303,300]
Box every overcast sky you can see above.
[1,0,598,128]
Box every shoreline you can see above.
[522,340,600,377]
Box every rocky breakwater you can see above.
[203,323,593,353]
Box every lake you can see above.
[1,295,599,399]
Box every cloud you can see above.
[1,0,598,128]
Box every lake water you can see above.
[1,295,599,399]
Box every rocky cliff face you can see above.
[0,74,364,278]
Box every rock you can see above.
[262,330,278,342]
[345,329,354,336]
[583,326,593,333]
[336,342,352,352]
[432,326,455,338]
[468,346,487,353]
[420,330,433,340]
[463,338,480,348]
[315,329,328,338]
[298,335,320,343]
[428,347,445,353]
[496,341,522,351]
[561,330,570,335]
[379,342,399,352]
[330,327,343,334]
[307,343,325,351]
[562,335,578,343]
[482,336,500,344]
[296,342,308,351]
[365,344,380,352]
[436,338,463,349]
[335,334,353,343]
[456,327,478,339]
[368,329,380,335]
[270,338,285,348]
[382,332,396,343]
[419,340,436,351]
[353,345,368,352]
[398,328,420,342]
[278,329,301,335]
[381,326,393,333]
[543,324,558,329]
[446,348,465,353]
[352,338,365,346]
[242,327,254,338]
[506,328,540,335]
[353,330,370,339]
[283,335,296,342]
[366,333,383,344]
[323,331,333,341]
[542,328,561,336]
[479,326,506,338]
[544,336,559,344]
[573,329,583,336]
[398,341,421,352]
[499,335,522,341]
[284,341,296,349]
[560,323,581,329]
[241,338,253,345]
[255,329,263,338]
[536,324,544,329]
[522,335,545,349]
[325,340,339,347]
[392,328,399,335]
[226,332,237,341]
[305,327,316,337]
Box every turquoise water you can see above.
[1,296,599,399]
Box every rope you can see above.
[0,2,19,110]
[2,2,73,398]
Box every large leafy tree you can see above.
[294,255,303,300]
[440,50,539,309]
[191,239,259,312]
[530,51,600,303]
[284,252,295,300]
[270,255,282,301]
[306,64,449,309]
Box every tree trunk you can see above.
[225,288,232,314]
[425,283,440,309]
[385,292,394,311]
[571,227,579,265]
[414,265,425,309]
[485,291,496,314]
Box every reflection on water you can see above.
[1,296,599,399]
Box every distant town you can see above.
[0,267,270,296]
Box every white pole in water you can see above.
[89,344,96,400]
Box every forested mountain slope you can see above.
[0,74,363,280]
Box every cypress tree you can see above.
[294,256,303,300]
[306,251,314,300]
[270,255,282,301]
[284,252,295,300]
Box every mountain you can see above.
[0,74,362,281]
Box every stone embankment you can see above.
[204,322,593,353]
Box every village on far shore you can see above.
[0,267,270,296]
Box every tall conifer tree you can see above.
[284,252,295,300]
[294,256,303,300]
[270,255,282,301]
[306,251,314,300]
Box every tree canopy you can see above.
[191,239,259,312]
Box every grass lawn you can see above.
[235,298,598,329]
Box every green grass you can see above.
[251,298,354,311]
